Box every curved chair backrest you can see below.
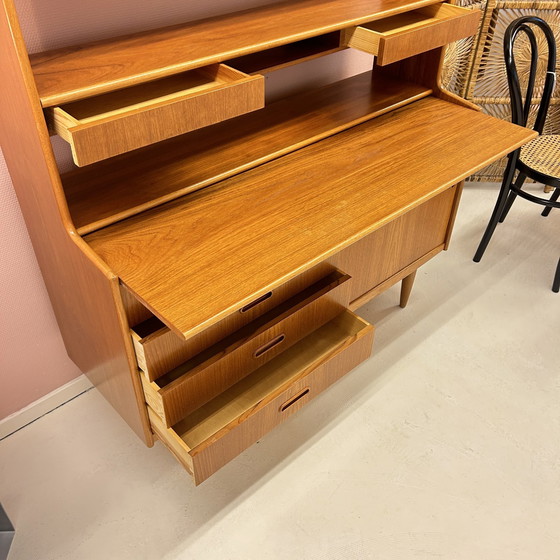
[504,16,557,133]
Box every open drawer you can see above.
[148,311,374,485]
[129,264,333,382]
[141,270,351,427]
[341,3,480,66]
[45,64,264,166]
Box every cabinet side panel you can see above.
[0,0,152,444]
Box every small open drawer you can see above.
[148,311,374,485]
[45,64,264,166]
[341,3,480,66]
[141,270,351,427]
[129,264,333,383]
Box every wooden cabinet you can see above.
[0,0,536,485]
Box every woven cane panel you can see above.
[472,6,560,101]
[467,2,560,180]
[520,134,560,178]
[442,1,487,95]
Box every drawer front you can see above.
[342,4,480,66]
[130,262,333,382]
[148,311,375,485]
[143,270,352,426]
[47,64,265,166]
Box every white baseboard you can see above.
[0,375,93,440]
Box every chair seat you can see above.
[519,134,560,180]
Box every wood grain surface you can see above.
[129,263,331,382]
[348,245,443,310]
[149,311,374,485]
[85,97,535,340]
[30,0,442,106]
[142,270,351,427]
[48,66,264,166]
[229,32,343,75]
[328,186,456,302]
[343,4,480,66]
[0,0,152,443]
[63,72,432,234]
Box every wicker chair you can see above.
[473,16,559,292]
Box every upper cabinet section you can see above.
[33,0,481,166]
[30,0,445,107]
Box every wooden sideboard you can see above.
[0,0,535,485]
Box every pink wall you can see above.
[1,0,372,420]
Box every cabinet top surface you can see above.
[30,0,442,106]
[85,97,535,340]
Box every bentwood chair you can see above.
[473,16,559,292]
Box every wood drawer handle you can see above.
[240,291,273,313]
[254,334,285,358]
[280,388,310,412]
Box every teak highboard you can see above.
[0,0,535,484]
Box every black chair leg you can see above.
[553,258,560,293]
[474,155,518,263]
[499,172,526,223]
[541,188,559,217]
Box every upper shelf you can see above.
[85,97,535,340]
[63,72,432,235]
[30,0,442,106]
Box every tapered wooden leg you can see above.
[400,270,417,308]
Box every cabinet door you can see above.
[329,186,456,303]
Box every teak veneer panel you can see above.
[30,0,442,106]
[63,73,432,235]
[151,311,374,485]
[329,186,457,302]
[342,4,480,65]
[142,270,351,427]
[130,264,331,382]
[0,0,152,443]
[86,97,535,340]
[47,65,264,166]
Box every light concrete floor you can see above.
[1,183,558,560]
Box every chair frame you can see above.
[473,16,559,292]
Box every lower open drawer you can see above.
[148,311,374,485]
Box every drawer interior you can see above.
[362,4,462,37]
[342,4,479,65]
[50,64,251,127]
[46,63,264,166]
[176,312,368,447]
[149,310,374,483]
[128,263,333,381]
[141,269,351,425]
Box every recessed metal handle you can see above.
[253,334,285,358]
[280,388,310,412]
